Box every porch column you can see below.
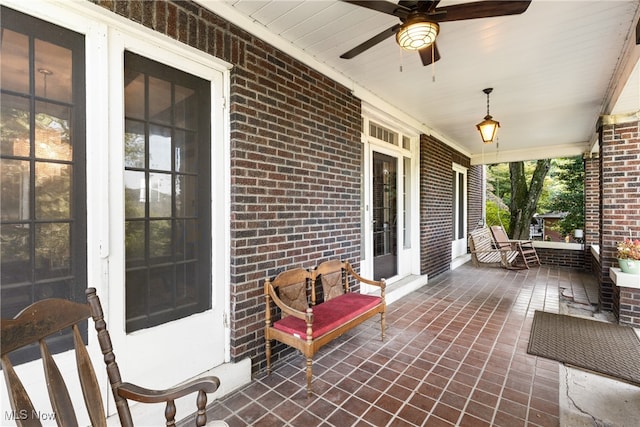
[583,153,599,274]
[598,113,640,326]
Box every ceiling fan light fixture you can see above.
[476,88,500,144]
[396,20,439,51]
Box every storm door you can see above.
[372,152,398,280]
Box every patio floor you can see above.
[207,264,586,426]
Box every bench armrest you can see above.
[345,262,386,289]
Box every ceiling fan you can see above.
[340,1,532,66]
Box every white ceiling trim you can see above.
[470,143,587,166]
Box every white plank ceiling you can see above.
[199,0,640,163]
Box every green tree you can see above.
[508,159,551,239]
[545,156,584,236]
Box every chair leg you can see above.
[265,339,271,375]
[306,357,313,397]
[380,312,386,341]
[196,390,208,427]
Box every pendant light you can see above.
[476,88,500,144]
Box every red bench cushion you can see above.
[273,293,381,339]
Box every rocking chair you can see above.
[1,288,221,427]
[490,225,541,269]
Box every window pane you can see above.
[1,95,31,157]
[149,265,173,311]
[1,283,33,319]
[125,120,145,168]
[34,279,72,300]
[0,224,31,284]
[125,221,146,267]
[1,29,29,94]
[176,175,197,217]
[175,85,197,129]
[35,222,70,280]
[35,40,72,103]
[1,159,30,221]
[176,263,198,306]
[34,103,72,161]
[126,269,147,320]
[149,124,171,170]
[175,219,197,261]
[175,130,197,173]
[149,219,171,259]
[148,76,171,125]
[149,172,172,217]
[124,71,145,120]
[125,170,146,218]
[35,162,71,220]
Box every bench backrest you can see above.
[469,227,495,253]
[267,267,312,315]
[312,259,348,303]
[267,260,357,315]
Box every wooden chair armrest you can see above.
[344,262,386,289]
[117,376,220,403]
[471,248,514,254]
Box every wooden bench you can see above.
[264,260,386,396]
[468,227,519,269]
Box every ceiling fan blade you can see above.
[340,24,401,59]
[419,43,440,66]
[341,1,411,19]
[435,1,531,22]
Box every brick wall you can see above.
[96,0,363,371]
[618,286,640,327]
[535,247,587,270]
[468,165,484,236]
[420,135,471,277]
[599,120,640,325]
[584,154,599,246]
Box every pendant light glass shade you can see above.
[476,115,500,144]
[476,88,500,144]
[396,20,439,50]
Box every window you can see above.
[1,6,86,362]
[452,165,467,240]
[369,121,398,146]
[124,52,211,332]
[403,157,411,249]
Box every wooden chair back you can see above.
[1,288,220,427]
[490,225,514,249]
[1,296,106,427]
[265,268,312,314]
[313,259,348,302]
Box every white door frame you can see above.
[451,163,468,259]
[360,113,420,290]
